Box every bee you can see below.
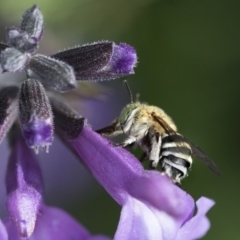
[97,80,221,184]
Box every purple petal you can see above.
[56,115,214,240]
[65,124,193,219]
[88,236,111,240]
[107,43,137,74]
[176,197,215,240]
[4,205,110,240]
[0,220,7,240]
[0,47,29,72]
[6,134,43,238]
[127,171,194,223]
[115,197,179,240]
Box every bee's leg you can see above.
[116,136,137,147]
[139,152,148,162]
[96,119,122,137]
[149,132,161,168]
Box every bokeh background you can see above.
[0,0,239,239]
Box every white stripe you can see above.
[161,151,190,160]
[164,159,187,176]
[162,142,178,148]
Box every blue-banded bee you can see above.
[97,81,221,184]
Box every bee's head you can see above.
[119,103,139,126]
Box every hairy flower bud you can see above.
[28,54,76,92]
[18,79,53,153]
[51,97,84,139]
[52,41,137,81]
[6,28,38,53]
[20,5,43,41]
[0,86,18,144]
[0,47,29,72]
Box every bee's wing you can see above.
[184,139,222,175]
[151,112,177,135]
[152,112,221,175]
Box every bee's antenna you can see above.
[123,80,133,103]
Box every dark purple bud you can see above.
[52,41,137,81]
[51,97,84,139]
[6,132,43,238]
[52,41,113,72]
[6,28,38,53]
[18,79,53,153]
[0,47,29,72]
[20,5,44,41]
[0,86,19,144]
[28,54,76,92]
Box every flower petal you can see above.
[6,133,43,238]
[55,109,213,240]
[58,119,194,220]
[115,197,180,240]
[88,236,111,240]
[175,197,215,240]
[106,43,137,74]
[127,170,194,224]
[0,220,7,240]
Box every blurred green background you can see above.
[0,0,239,239]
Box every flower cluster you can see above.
[0,5,214,240]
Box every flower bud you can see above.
[52,41,137,81]
[0,47,29,72]
[18,78,53,153]
[20,5,44,41]
[28,54,76,92]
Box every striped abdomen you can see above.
[160,134,192,183]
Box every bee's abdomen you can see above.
[160,135,192,182]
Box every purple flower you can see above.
[0,4,137,239]
[0,4,216,240]
[3,129,111,240]
[0,5,137,152]
[0,4,137,151]
[55,116,215,240]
